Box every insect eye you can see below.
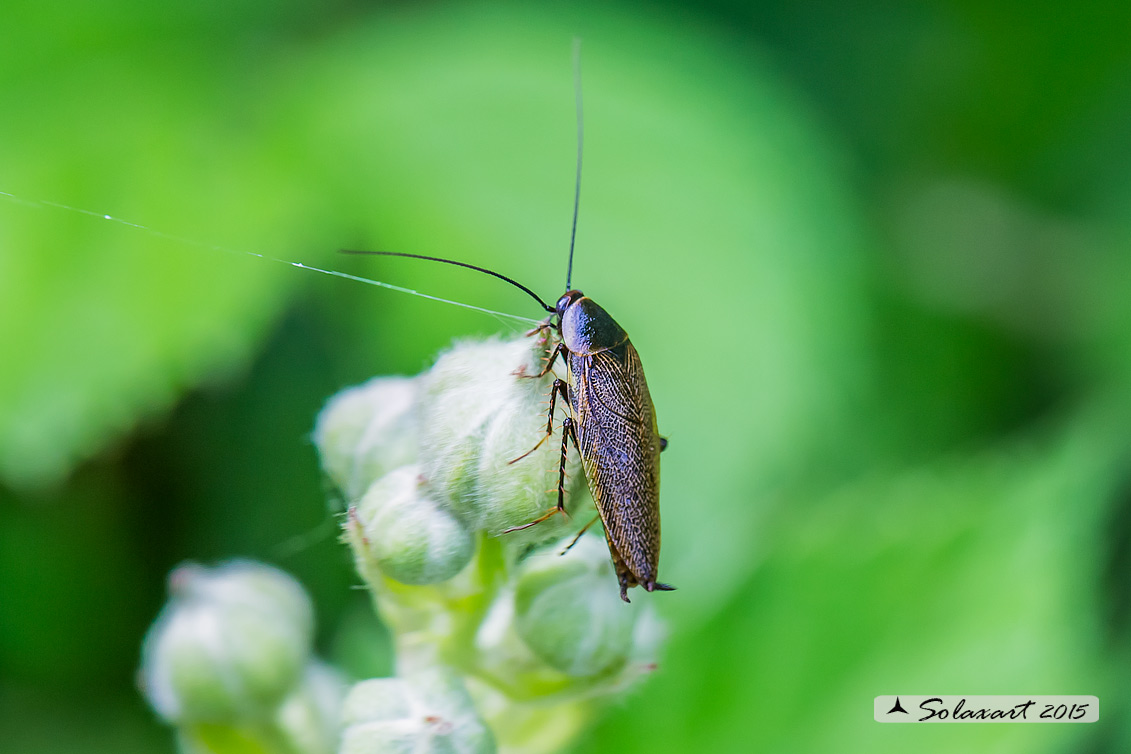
[556,293,574,313]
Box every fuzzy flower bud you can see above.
[418,337,583,545]
[314,376,419,501]
[140,561,314,724]
[514,536,641,677]
[348,465,475,586]
[340,670,495,754]
[275,661,348,754]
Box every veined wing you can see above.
[570,340,662,584]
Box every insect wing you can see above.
[569,340,662,585]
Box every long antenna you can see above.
[565,38,583,291]
[340,249,555,312]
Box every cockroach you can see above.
[342,44,673,603]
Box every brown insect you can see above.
[342,42,674,602]
[510,289,673,602]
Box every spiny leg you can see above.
[524,318,554,339]
[501,505,567,533]
[560,515,600,555]
[555,417,580,512]
[509,378,569,465]
[516,341,567,380]
[601,527,642,603]
[610,541,636,604]
[501,416,580,534]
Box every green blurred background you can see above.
[2,0,1130,751]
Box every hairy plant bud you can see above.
[140,561,314,724]
[340,669,495,754]
[349,464,475,586]
[314,376,419,501]
[417,336,583,545]
[275,661,348,754]
[513,536,640,677]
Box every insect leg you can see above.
[508,378,569,465]
[500,504,569,533]
[500,413,580,535]
[554,417,579,513]
[524,318,554,338]
[517,341,567,380]
[604,529,637,603]
[560,514,600,555]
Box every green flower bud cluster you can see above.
[139,334,666,754]
[316,336,587,557]
[316,335,666,753]
[140,561,345,754]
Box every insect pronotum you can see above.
[343,42,674,603]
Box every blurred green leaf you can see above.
[0,7,343,490]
